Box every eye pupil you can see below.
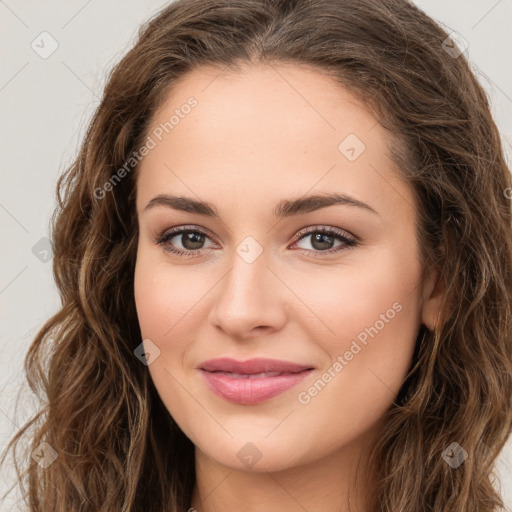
[182,232,205,250]
[311,232,334,250]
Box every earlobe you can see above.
[421,266,446,331]
[420,243,449,331]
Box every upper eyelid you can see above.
[160,225,218,242]
[294,225,356,242]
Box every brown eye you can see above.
[292,226,358,257]
[156,227,216,257]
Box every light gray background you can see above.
[1,1,511,510]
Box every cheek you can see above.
[294,240,422,335]
[133,249,219,382]
[300,251,422,418]
[133,253,203,420]
[134,246,204,340]
[134,261,173,341]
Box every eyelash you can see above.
[154,224,359,259]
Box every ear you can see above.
[420,262,447,331]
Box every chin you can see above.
[195,436,304,473]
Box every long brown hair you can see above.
[2,0,512,510]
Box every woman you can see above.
[2,0,511,510]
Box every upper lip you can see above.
[199,357,314,374]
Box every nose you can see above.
[208,247,288,340]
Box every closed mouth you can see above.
[203,370,309,379]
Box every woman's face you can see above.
[134,63,442,473]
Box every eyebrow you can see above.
[143,192,379,218]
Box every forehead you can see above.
[135,63,415,222]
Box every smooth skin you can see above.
[134,63,445,512]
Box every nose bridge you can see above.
[209,236,286,336]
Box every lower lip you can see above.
[199,369,314,404]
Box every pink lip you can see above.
[199,357,313,374]
[198,357,315,404]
